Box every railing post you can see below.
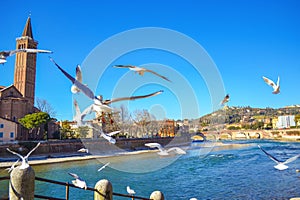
[9,166,35,200]
[94,179,113,200]
[66,183,70,200]
[150,191,164,200]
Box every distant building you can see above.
[276,115,295,129]
[0,117,18,142]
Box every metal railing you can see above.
[0,176,152,200]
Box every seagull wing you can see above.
[103,90,163,105]
[68,172,80,179]
[283,154,300,165]
[107,130,120,137]
[276,76,280,87]
[76,65,83,83]
[113,65,136,69]
[145,143,165,152]
[262,76,276,89]
[98,162,110,171]
[23,49,53,54]
[6,148,24,160]
[73,99,81,119]
[49,57,96,100]
[144,68,171,82]
[167,147,186,154]
[258,145,281,164]
[24,142,41,160]
[220,94,230,105]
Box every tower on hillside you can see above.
[13,17,38,105]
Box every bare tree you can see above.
[36,98,56,118]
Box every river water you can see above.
[1,140,300,199]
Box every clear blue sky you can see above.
[1,0,300,121]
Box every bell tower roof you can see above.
[22,17,33,39]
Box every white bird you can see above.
[71,65,83,94]
[100,130,120,144]
[262,76,280,94]
[258,145,300,170]
[6,142,40,169]
[73,99,95,128]
[114,65,171,82]
[5,159,20,173]
[126,186,136,195]
[98,162,110,172]
[220,94,230,106]
[145,142,186,156]
[77,148,89,153]
[50,58,163,115]
[0,48,52,64]
[190,198,198,200]
[68,172,87,190]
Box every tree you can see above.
[295,114,300,128]
[19,112,51,139]
[60,120,75,139]
[74,126,90,138]
[36,98,56,118]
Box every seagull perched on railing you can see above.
[6,142,40,169]
[0,48,52,64]
[262,76,280,94]
[145,142,186,156]
[126,186,136,196]
[50,58,164,115]
[258,145,300,170]
[68,172,87,190]
[114,65,171,82]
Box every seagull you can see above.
[6,142,40,169]
[71,65,83,94]
[114,65,171,82]
[68,172,87,190]
[258,145,300,170]
[73,99,95,127]
[262,76,280,94]
[50,58,163,115]
[77,148,89,153]
[220,94,230,105]
[0,48,52,64]
[98,162,110,172]
[5,159,20,173]
[126,186,136,196]
[145,142,186,156]
[99,130,120,144]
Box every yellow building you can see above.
[0,117,18,142]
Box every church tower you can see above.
[13,17,38,105]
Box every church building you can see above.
[0,17,48,142]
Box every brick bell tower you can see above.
[13,17,38,106]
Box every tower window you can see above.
[0,132,3,138]
[0,124,3,128]
[10,132,14,138]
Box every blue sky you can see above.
[1,0,300,121]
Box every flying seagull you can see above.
[5,159,20,173]
[73,99,96,127]
[145,142,186,156]
[100,130,120,144]
[114,65,171,82]
[262,76,280,94]
[98,162,110,172]
[0,48,52,64]
[126,186,136,196]
[68,172,87,190]
[50,58,164,115]
[220,94,230,106]
[71,65,83,94]
[77,148,89,153]
[6,142,40,169]
[258,145,300,170]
